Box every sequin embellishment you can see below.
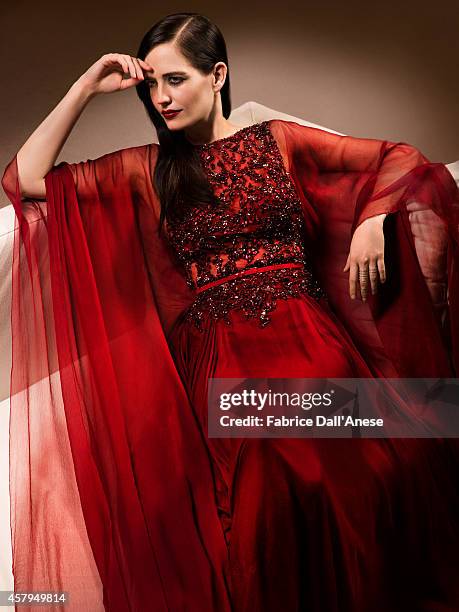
[166,120,327,331]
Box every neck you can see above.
[184,113,242,146]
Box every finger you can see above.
[137,58,153,71]
[377,257,386,284]
[119,58,130,76]
[358,263,369,301]
[343,253,350,272]
[349,262,358,299]
[369,262,379,295]
[119,77,140,90]
[107,53,129,77]
[128,56,139,79]
[122,54,137,79]
[131,57,144,80]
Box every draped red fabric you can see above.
[2,148,229,611]
[270,120,459,378]
[2,118,459,611]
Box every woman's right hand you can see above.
[77,53,153,96]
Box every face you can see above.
[144,42,226,131]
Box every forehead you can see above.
[145,43,194,73]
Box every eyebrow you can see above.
[145,71,188,78]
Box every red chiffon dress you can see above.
[2,119,459,612]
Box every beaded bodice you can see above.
[166,120,326,330]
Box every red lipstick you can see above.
[162,109,182,119]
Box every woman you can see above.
[3,11,459,612]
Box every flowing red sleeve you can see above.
[1,148,231,611]
[269,119,459,377]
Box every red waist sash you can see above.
[195,262,304,294]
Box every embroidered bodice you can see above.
[166,120,326,330]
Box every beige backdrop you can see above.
[1,0,458,207]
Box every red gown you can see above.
[2,119,459,611]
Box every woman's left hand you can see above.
[343,213,387,301]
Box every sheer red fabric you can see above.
[3,146,229,611]
[2,119,459,611]
[273,120,459,378]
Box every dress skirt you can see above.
[168,292,459,612]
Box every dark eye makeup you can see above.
[146,76,185,87]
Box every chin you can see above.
[162,117,187,131]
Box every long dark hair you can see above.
[135,13,232,235]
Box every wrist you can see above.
[71,77,98,102]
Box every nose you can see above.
[154,83,172,107]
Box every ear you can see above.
[212,62,228,92]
